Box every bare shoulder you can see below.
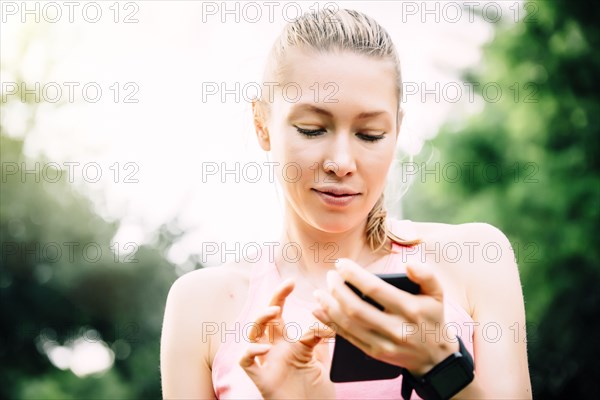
[162,260,252,360]
[411,220,510,244]
[160,261,252,398]
[410,220,515,267]
[409,221,519,317]
[168,260,251,304]
[166,260,252,327]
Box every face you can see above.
[255,48,401,233]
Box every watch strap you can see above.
[401,368,414,400]
[400,336,474,400]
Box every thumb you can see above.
[406,263,443,301]
[299,323,336,350]
[239,343,271,379]
[294,324,336,363]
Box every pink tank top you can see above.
[211,218,476,399]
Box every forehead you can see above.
[274,48,398,112]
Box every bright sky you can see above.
[0,1,523,269]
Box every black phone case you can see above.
[329,273,421,383]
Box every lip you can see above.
[312,188,360,207]
[313,186,360,196]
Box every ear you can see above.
[396,108,405,140]
[252,99,271,152]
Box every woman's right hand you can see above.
[239,279,336,400]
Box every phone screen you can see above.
[329,273,420,383]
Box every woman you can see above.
[160,8,532,399]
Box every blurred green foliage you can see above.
[404,0,599,397]
[0,130,182,398]
[1,97,181,396]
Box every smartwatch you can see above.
[400,336,475,400]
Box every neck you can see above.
[275,208,391,290]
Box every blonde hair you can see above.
[256,8,421,252]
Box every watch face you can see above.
[428,360,474,397]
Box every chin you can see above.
[308,212,364,233]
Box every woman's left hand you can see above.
[312,258,460,377]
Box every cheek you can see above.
[362,145,395,184]
[366,158,391,182]
[269,128,316,187]
[272,127,315,161]
[286,144,321,187]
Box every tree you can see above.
[1,88,180,399]
[404,1,600,397]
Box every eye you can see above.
[357,133,386,142]
[294,126,325,137]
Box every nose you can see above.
[323,130,357,177]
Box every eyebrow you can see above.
[291,104,389,120]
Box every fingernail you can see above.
[313,289,321,301]
[335,258,348,272]
[284,277,295,285]
[326,269,334,280]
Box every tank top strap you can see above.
[239,248,282,320]
[211,248,279,389]
[386,217,420,245]
[382,217,421,274]
[246,250,272,297]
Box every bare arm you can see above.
[160,268,222,400]
[454,223,532,399]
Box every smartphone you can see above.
[329,273,421,383]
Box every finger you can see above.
[333,324,377,359]
[299,323,337,350]
[314,287,398,353]
[311,306,332,326]
[312,306,341,345]
[314,290,421,353]
[268,278,295,310]
[290,324,337,365]
[335,258,418,315]
[260,278,294,341]
[247,305,280,342]
[315,336,332,371]
[405,262,443,301]
[314,308,382,362]
[324,269,397,327]
[239,343,272,377]
[333,322,406,366]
